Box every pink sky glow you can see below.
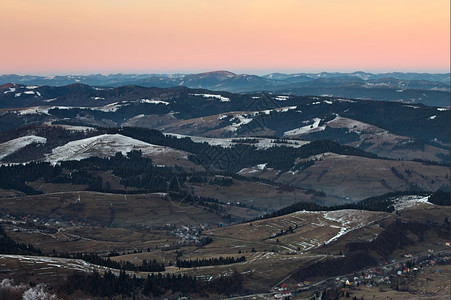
[1,0,449,75]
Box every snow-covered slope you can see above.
[284,118,325,136]
[45,134,184,163]
[190,93,230,102]
[0,135,47,160]
[393,195,432,210]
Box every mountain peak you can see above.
[204,70,236,76]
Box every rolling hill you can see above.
[0,84,449,163]
[0,81,449,299]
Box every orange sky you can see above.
[1,0,449,74]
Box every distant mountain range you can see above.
[0,83,449,166]
[1,71,449,107]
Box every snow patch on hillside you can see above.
[191,93,230,102]
[274,95,290,101]
[393,195,432,210]
[226,115,254,131]
[256,163,267,170]
[323,210,369,244]
[224,106,298,132]
[95,102,122,112]
[18,107,51,115]
[237,168,262,175]
[128,114,145,122]
[284,118,324,136]
[46,134,180,163]
[4,87,16,94]
[261,106,297,114]
[17,106,74,115]
[0,136,47,160]
[336,98,356,103]
[139,99,169,105]
[84,98,170,112]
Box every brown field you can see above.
[134,209,393,289]
[203,209,388,253]
[0,191,223,227]
[0,255,114,289]
[27,180,91,194]
[189,178,319,211]
[328,116,450,163]
[0,189,450,298]
[0,188,25,198]
[3,223,179,254]
[240,153,450,202]
[145,149,204,171]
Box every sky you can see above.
[1,0,450,75]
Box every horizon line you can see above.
[1,69,451,77]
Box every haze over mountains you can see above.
[1,70,450,107]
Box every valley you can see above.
[1,196,450,299]
[0,79,449,299]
